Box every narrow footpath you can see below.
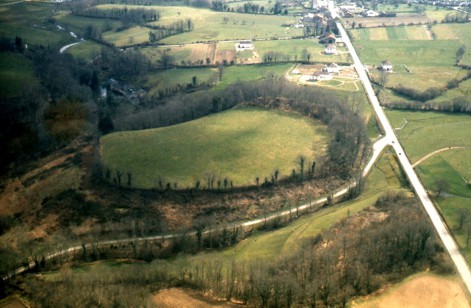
[332,5,471,296]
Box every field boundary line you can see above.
[412,146,470,168]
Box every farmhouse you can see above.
[362,10,379,17]
[324,44,337,55]
[237,40,254,50]
[312,71,333,81]
[380,60,393,71]
[323,63,340,73]
[319,33,337,44]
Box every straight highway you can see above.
[331,3,471,296]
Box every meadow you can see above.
[101,107,328,189]
[65,41,109,60]
[254,38,351,63]
[96,4,302,45]
[0,2,71,47]
[386,110,471,260]
[214,62,293,89]
[144,67,217,96]
[352,26,466,98]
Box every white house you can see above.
[237,40,254,50]
[380,60,393,71]
[363,10,379,17]
[323,63,340,73]
[324,44,337,55]
[312,71,333,81]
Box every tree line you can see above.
[20,193,452,307]
[148,19,194,42]
[69,5,160,25]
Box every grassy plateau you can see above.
[101,107,328,189]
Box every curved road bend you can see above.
[332,7,471,296]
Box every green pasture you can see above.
[101,107,328,188]
[141,45,192,64]
[214,63,292,89]
[54,12,121,37]
[446,24,471,66]
[371,65,466,91]
[386,26,408,40]
[354,37,460,67]
[417,150,471,198]
[144,67,217,96]
[254,39,351,63]
[354,26,430,41]
[385,109,471,261]
[102,26,149,47]
[0,52,38,98]
[66,41,108,60]
[0,3,71,47]
[415,149,471,261]
[96,5,301,44]
[429,78,471,105]
[386,110,471,163]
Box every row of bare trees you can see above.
[21,193,451,307]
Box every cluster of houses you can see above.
[337,3,397,18]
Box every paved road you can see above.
[333,7,471,296]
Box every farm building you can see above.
[324,44,337,55]
[362,10,379,17]
[237,40,254,50]
[380,60,393,71]
[323,63,340,73]
[319,33,337,44]
[312,71,333,81]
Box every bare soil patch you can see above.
[151,288,239,308]
[352,273,469,308]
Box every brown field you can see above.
[190,43,216,63]
[348,15,433,28]
[215,48,237,64]
[433,24,460,40]
[408,25,431,40]
[352,273,469,308]
[369,27,388,40]
[151,288,239,307]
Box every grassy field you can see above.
[97,5,301,45]
[386,110,471,163]
[214,62,292,89]
[54,12,121,37]
[0,52,38,98]
[144,67,217,96]
[353,36,464,93]
[386,110,471,261]
[66,41,108,60]
[255,39,351,63]
[102,26,150,47]
[0,2,71,47]
[101,107,328,188]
